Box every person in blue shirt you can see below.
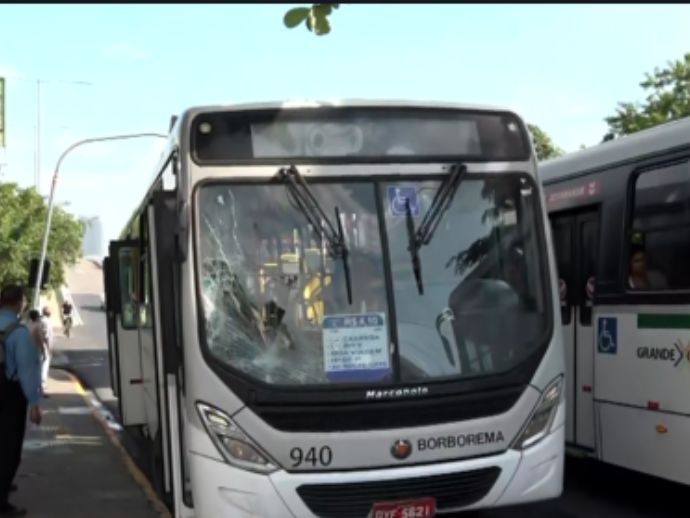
[0,284,42,517]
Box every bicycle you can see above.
[63,315,73,338]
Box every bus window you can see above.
[387,174,549,379]
[631,159,690,290]
[118,248,140,328]
[550,217,573,325]
[578,217,598,325]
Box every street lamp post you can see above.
[31,132,167,309]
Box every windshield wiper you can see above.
[277,165,353,305]
[407,163,468,295]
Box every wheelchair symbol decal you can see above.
[598,317,618,354]
[387,186,419,217]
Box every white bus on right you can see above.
[539,115,690,485]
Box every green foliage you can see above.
[527,123,563,161]
[284,4,340,35]
[284,7,311,28]
[605,52,690,137]
[0,182,83,291]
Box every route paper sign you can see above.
[323,313,390,381]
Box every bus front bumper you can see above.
[189,425,564,518]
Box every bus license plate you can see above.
[369,497,436,518]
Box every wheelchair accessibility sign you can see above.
[598,317,617,354]
[387,186,419,216]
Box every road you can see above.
[57,292,121,413]
[55,258,688,517]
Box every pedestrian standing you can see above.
[39,307,54,393]
[25,311,46,365]
[0,284,42,517]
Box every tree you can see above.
[283,4,340,35]
[605,52,690,137]
[0,182,83,292]
[527,123,563,161]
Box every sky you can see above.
[0,4,689,255]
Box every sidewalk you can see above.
[10,369,168,518]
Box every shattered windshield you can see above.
[197,182,391,385]
[196,174,550,387]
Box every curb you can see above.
[57,365,123,433]
[57,367,172,518]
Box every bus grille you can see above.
[295,466,501,517]
[252,386,523,432]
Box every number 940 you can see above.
[290,446,333,467]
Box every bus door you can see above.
[550,208,600,450]
[151,191,191,514]
[108,239,147,426]
[103,256,120,397]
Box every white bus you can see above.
[540,115,690,486]
[103,100,565,518]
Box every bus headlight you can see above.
[196,402,278,474]
[513,375,563,450]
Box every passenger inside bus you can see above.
[628,246,668,290]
